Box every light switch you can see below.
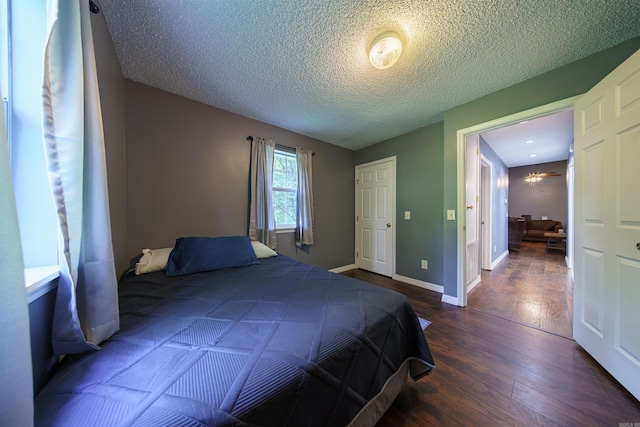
[447,210,455,221]
[404,211,410,220]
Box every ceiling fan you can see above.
[524,171,562,186]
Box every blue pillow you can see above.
[166,236,259,276]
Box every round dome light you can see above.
[369,31,402,69]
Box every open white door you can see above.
[465,135,481,291]
[573,48,640,400]
[355,157,395,277]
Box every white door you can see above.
[466,135,481,290]
[355,158,395,277]
[573,48,640,400]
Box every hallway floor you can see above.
[468,240,573,338]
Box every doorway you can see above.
[458,98,578,338]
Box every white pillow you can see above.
[135,247,173,275]
[251,240,277,259]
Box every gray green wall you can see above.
[442,37,640,299]
[124,81,355,271]
[355,123,444,285]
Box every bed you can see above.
[34,236,435,426]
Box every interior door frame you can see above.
[465,134,481,291]
[354,156,397,276]
[480,155,492,271]
[455,95,581,306]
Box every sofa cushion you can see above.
[526,220,561,231]
[527,230,547,238]
[527,220,548,231]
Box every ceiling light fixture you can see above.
[524,139,534,144]
[525,172,543,186]
[529,154,537,158]
[369,31,402,69]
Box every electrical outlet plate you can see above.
[447,210,455,220]
[421,260,428,269]
[405,211,410,220]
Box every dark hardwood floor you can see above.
[341,268,640,426]
[468,240,573,338]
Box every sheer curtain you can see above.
[295,147,314,247]
[0,91,34,426]
[249,137,277,249]
[42,0,119,354]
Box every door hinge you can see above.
[356,215,359,221]
[476,147,479,155]
[356,179,359,185]
[476,195,479,202]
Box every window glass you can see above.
[1,0,9,131]
[3,0,57,269]
[273,150,296,229]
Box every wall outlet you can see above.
[493,245,497,253]
[447,210,455,220]
[421,260,428,269]
[405,211,410,220]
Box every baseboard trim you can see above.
[330,264,357,273]
[490,250,509,270]
[441,294,460,306]
[393,274,444,294]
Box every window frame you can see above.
[272,149,297,232]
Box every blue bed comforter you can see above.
[35,255,434,426]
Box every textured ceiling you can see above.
[97,0,640,151]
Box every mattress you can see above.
[35,254,434,426]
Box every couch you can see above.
[522,220,563,242]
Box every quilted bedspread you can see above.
[35,255,434,426]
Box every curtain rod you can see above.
[246,136,314,156]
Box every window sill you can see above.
[25,265,59,303]
[276,228,295,234]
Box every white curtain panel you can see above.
[295,147,314,247]
[42,0,119,354]
[0,91,34,426]
[249,137,277,249]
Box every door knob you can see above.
[387,223,391,228]
[467,205,473,210]
[637,242,640,251]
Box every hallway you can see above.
[468,240,573,338]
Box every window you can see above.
[272,150,296,230]
[2,0,58,297]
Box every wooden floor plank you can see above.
[340,267,640,426]
[469,241,573,338]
